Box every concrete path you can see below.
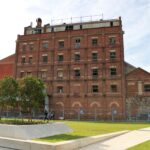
[0,147,14,150]
[80,127,150,150]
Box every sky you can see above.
[0,0,149,72]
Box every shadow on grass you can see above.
[38,134,87,142]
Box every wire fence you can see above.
[1,108,150,122]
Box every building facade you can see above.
[126,67,150,119]
[0,54,15,80]
[14,17,126,120]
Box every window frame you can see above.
[110,51,116,59]
[74,69,80,77]
[20,71,25,78]
[41,71,47,79]
[21,57,26,64]
[22,45,27,53]
[57,86,64,93]
[57,70,63,79]
[92,68,98,77]
[29,44,34,51]
[144,84,150,92]
[92,38,98,46]
[29,56,33,64]
[75,38,81,48]
[42,42,49,49]
[58,55,64,62]
[58,41,64,49]
[92,85,99,93]
[110,68,117,76]
[74,53,80,62]
[92,52,98,61]
[111,85,117,93]
[109,37,116,45]
[42,55,48,63]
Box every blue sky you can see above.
[0,0,149,72]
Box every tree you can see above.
[0,76,18,119]
[18,76,46,121]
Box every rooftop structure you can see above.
[24,16,122,35]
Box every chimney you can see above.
[36,18,42,27]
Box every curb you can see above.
[0,130,129,150]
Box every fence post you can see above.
[62,107,64,119]
[78,109,80,121]
[94,109,97,121]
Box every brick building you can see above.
[0,54,15,80]
[14,17,126,120]
[0,16,148,120]
[125,67,150,119]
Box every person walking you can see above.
[44,109,48,121]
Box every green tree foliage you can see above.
[0,76,18,119]
[18,76,46,119]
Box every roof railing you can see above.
[50,14,104,25]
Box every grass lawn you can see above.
[37,121,150,143]
[128,140,150,150]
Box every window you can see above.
[29,44,34,51]
[109,37,116,45]
[74,69,80,77]
[42,55,48,63]
[144,84,150,92]
[57,86,63,93]
[41,71,47,79]
[92,38,98,46]
[58,41,64,48]
[110,52,116,59]
[92,68,98,77]
[35,28,42,34]
[66,25,73,30]
[27,72,32,76]
[111,85,117,92]
[42,42,49,49]
[92,52,98,61]
[20,72,25,78]
[58,55,64,62]
[21,57,26,64]
[110,68,117,76]
[74,54,80,61]
[29,57,32,64]
[75,38,81,48]
[57,70,63,79]
[92,85,99,93]
[22,45,26,52]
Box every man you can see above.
[44,109,48,121]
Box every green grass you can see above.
[128,140,150,150]
[37,121,150,143]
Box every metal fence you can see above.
[1,108,150,122]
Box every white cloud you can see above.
[0,0,149,71]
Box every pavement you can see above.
[0,127,149,150]
[80,127,150,150]
[0,148,12,150]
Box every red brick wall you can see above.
[126,68,150,97]
[0,54,15,79]
[15,19,126,120]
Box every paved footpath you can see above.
[80,127,150,150]
[0,128,149,150]
[0,148,14,150]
